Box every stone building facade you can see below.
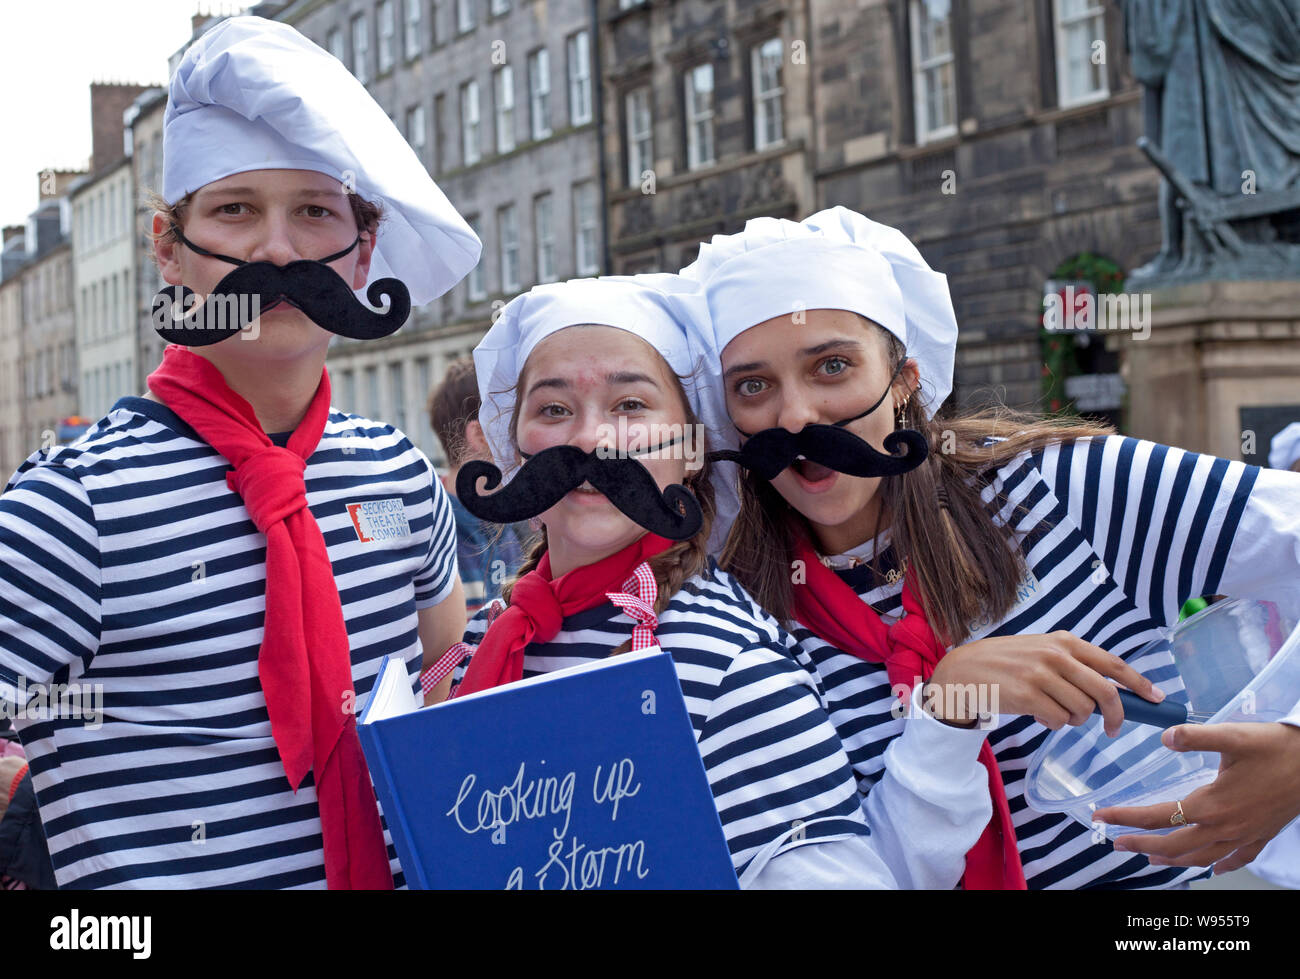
[595,0,1163,422]
[276,0,606,464]
[71,157,139,420]
[19,227,77,455]
[129,88,169,392]
[806,0,1159,414]
[0,234,26,479]
[599,0,817,273]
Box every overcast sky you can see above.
[0,2,253,229]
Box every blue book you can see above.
[358,648,739,890]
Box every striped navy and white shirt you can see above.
[784,435,1300,889]
[0,396,459,889]
[452,560,992,887]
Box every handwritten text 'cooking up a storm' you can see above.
[446,758,649,889]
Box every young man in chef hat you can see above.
[0,16,479,889]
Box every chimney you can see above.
[90,82,151,174]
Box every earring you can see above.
[896,396,910,429]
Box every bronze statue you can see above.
[1123,0,1300,286]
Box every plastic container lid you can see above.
[1024,598,1300,840]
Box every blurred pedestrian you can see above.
[429,359,531,615]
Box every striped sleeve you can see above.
[448,603,492,690]
[695,640,873,878]
[413,454,460,609]
[0,460,102,710]
[1034,436,1279,625]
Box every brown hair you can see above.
[144,187,384,253]
[429,358,481,466]
[498,345,716,637]
[721,326,1113,645]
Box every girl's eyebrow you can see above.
[724,338,863,380]
[799,338,863,357]
[526,370,660,398]
[196,187,346,201]
[608,371,660,388]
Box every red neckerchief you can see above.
[147,344,392,890]
[454,532,674,697]
[791,532,1027,890]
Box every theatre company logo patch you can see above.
[346,498,411,543]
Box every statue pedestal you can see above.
[1124,280,1300,458]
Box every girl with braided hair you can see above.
[441,274,999,887]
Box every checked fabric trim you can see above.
[418,561,661,698]
[605,561,660,651]
[419,599,506,698]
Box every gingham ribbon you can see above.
[423,564,661,698]
[420,600,506,698]
[606,561,659,651]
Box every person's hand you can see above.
[1094,721,1300,872]
[924,631,1164,735]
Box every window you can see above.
[752,37,784,150]
[490,0,509,14]
[910,0,955,143]
[404,0,422,60]
[573,180,600,275]
[1055,0,1108,107]
[466,215,486,300]
[378,1,396,73]
[351,13,371,84]
[528,48,551,140]
[407,103,428,162]
[456,0,474,34]
[534,193,555,283]
[567,31,591,125]
[327,26,344,62]
[625,86,652,186]
[498,204,519,293]
[494,65,515,154]
[414,356,434,457]
[389,362,407,434]
[460,80,481,165]
[685,63,715,169]
[365,365,381,420]
[433,93,446,173]
[618,0,646,8]
[339,369,356,408]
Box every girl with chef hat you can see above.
[0,16,479,889]
[684,205,1300,889]
[438,272,1000,887]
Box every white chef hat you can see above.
[681,205,958,418]
[473,274,739,551]
[163,15,480,306]
[1269,422,1300,470]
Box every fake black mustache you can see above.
[709,426,928,482]
[456,444,703,542]
[151,260,411,347]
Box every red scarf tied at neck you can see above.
[790,533,1027,890]
[147,344,392,890]
[456,532,674,697]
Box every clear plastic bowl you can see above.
[1024,598,1300,839]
